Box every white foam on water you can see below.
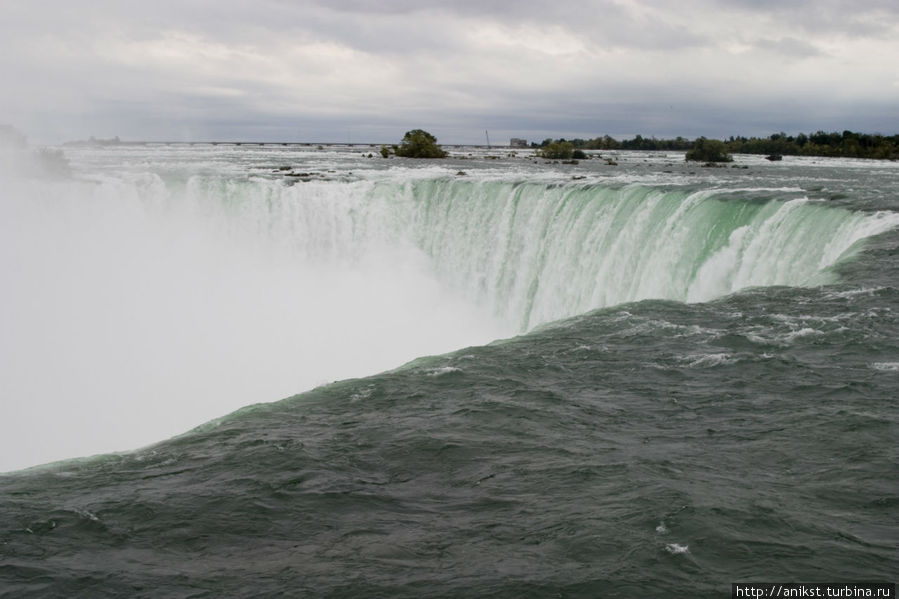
[682,353,738,368]
[424,366,464,377]
[823,286,886,299]
[743,325,828,347]
[782,327,824,342]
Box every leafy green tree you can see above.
[686,137,733,162]
[395,129,447,158]
[539,141,574,159]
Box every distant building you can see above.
[510,138,528,148]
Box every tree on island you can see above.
[685,137,733,162]
[395,129,447,158]
[538,140,575,160]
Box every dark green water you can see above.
[1,148,897,597]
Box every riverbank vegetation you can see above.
[535,130,899,160]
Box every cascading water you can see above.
[169,176,899,331]
[395,179,899,330]
[170,175,898,332]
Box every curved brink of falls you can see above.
[400,180,897,330]
[192,176,899,332]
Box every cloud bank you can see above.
[2,0,897,143]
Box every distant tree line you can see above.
[724,131,898,160]
[534,130,899,160]
[533,135,693,152]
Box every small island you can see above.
[685,137,733,163]
[393,129,447,158]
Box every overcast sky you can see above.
[2,0,897,144]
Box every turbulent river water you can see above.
[1,145,897,597]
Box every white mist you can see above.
[0,170,507,473]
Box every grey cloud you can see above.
[295,0,709,53]
[755,36,825,58]
[710,0,899,37]
[3,0,896,144]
